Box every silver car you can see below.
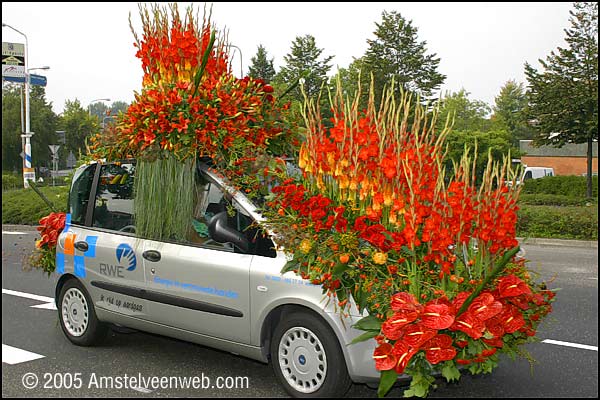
[54,160,381,397]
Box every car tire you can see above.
[270,310,352,398]
[58,278,108,346]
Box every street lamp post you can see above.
[88,98,111,117]
[3,22,33,188]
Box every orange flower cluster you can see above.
[263,80,554,397]
[89,4,289,183]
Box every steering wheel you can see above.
[118,225,136,233]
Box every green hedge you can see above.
[2,173,21,191]
[517,205,598,241]
[519,193,598,207]
[2,186,69,225]
[521,175,598,198]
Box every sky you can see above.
[2,2,574,115]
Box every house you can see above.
[519,140,598,176]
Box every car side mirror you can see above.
[207,211,250,253]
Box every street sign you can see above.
[48,145,60,155]
[2,42,25,78]
[2,74,47,87]
[66,151,77,169]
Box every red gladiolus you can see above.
[423,334,457,365]
[468,293,502,321]
[456,358,472,365]
[498,274,531,298]
[373,343,397,371]
[381,310,419,340]
[481,348,497,357]
[421,303,455,330]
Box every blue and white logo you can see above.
[116,243,136,271]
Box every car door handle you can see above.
[142,250,161,262]
[74,241,89,252]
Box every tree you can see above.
[58,99,98,163]
[1,84,58,173]
[493,80,534,146]
[436,89,492,132]
[524,2,598,197]
[361,10,446,107]
[275,35,334,102]
[248,44,276,83]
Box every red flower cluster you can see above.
[36,212,66,250]
[374,273,554,373]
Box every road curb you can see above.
[518,237,598,249]
[2,225,597,249]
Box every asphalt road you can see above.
[2,226,598,398]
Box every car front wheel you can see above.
[58,279,108,346]
[270,310,352,397]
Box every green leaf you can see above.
[333,262,350,276]
[441,362,461,382]
[378,369,398,398]
[280,260,298,274]
[348,330,379,345]
[352,315,382,331]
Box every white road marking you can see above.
[542,339,598,351]
[2,231,30,235]
[2,344,45,365]
[2,288,54,303]
[2,288,56,310]
[131,386,153,394]
[30,302,58,310]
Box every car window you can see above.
[68,163,97,226]
[190,176,276,258]
[523,171,533,180]
[92,163,136,233]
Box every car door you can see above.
[58,162,150,320]
[141,179,252,344]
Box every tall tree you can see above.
[275,34,334,102]
[58,99,98,163]
[524,2,598,197]
[248,44,276,83]
[361,10,446,107]
[436,89,492,132]
[493,80,534,146]
[1,84,58,173]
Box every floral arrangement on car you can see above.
[28,212,66,275]
[87,3,295,241]
[262,80,556,397]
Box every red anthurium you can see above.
[392,341,418,374]
[423,334,457,365]
[421,303,455,329]
[498,274,531,298]
[372,343,397,371]
[382,310,419,340]
[451,312,485,339]
[452,291,472,310]
[391,292,421,312]
[497,305,525,333]
[468,293,502,321]
[402,323,437,348]
[481,348,497,357]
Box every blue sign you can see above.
[2,74,47,86]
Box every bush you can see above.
[519,193,598,207]
[521,175,598,198]
[517,205,598,240]
[2,186,69,226]
[2,173,21,191]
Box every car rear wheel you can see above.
[58,279,108,346]
[270,311,352,397]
